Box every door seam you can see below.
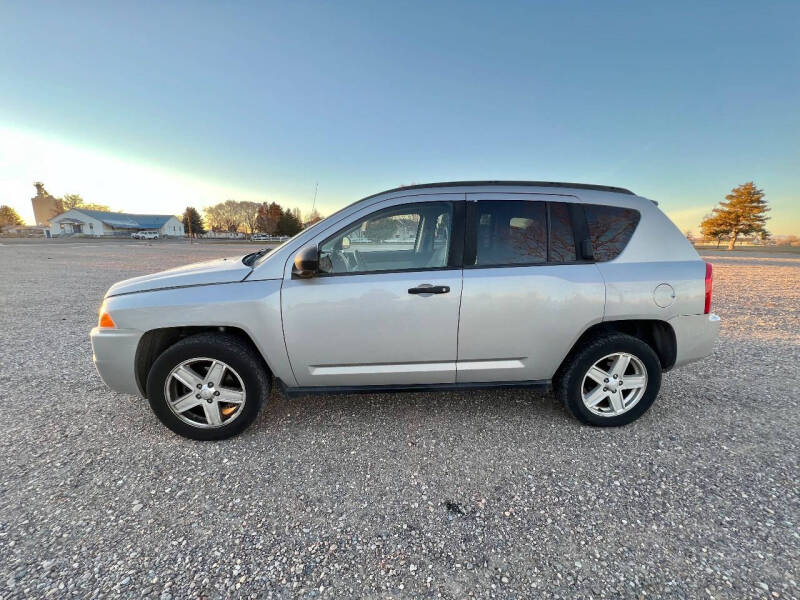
[454,193,466,383]
[278,279,300,386]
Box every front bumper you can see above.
[90,327,144,396]
[669,313,721,369]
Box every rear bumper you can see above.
[90,327,143,396]
[669,313,721,369]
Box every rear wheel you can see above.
[146,333,269,440]
[557,334,661,426]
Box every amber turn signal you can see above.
[98,311,116,328]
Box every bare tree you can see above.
[59,193,111,212]
[204,200,244,233]
[305,208,323,226]
[236,201,260,235]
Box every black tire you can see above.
[146,333,270,440]
[556,333,662,427]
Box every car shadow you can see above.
[255,386,571,431]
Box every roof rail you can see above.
[363,180,634,200]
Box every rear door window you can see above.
[475,200,547,266]
[548,202,577,263]
[584,205,640,262]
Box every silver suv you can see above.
[91,181,720,439]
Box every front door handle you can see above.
[408,284,450,295]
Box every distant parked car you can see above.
[132,231,160,240]
[92,180,720,440]
[251,233,290,242]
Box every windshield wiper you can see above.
[242,248,271,266]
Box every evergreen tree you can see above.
[700,212,730,248]
[701,182,769,249]
[183,206,205,237]
[277,210,302,236]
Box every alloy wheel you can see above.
[164,358,246,428]
[581,352,648,417]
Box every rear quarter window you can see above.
[584,205,640,262]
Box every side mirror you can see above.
[341,236,351,250]
[580,239,594,260]
[292,244,319,278]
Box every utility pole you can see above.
[186,209,193,244]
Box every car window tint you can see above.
[584,205,640,262]
[475,200,547,266]
[319,202,452,274]
[548,202,577,262]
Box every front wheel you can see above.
[557,334,662,426]
[146,333,269,440]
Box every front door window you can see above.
[319,202,453,274]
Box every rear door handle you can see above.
[408,284,450,295]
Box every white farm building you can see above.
[49,209,185,238]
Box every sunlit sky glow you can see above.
[1,1,798,234]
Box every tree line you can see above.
[183,201,323,237]
[3,183,327,238]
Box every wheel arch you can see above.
[557,319,677,378]
[134,326,272,398]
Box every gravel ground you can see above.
[0,240,798,599]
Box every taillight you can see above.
[704,262,713,314]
